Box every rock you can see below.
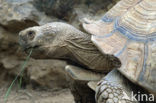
[0,0,38,32]
[1,56,20,70]
[0,54,69,89]
[27,59,69,89]
[0,0,56,33]
[33,0,120,28]
[0,0,120,32]
[33,0,76,20]
[69,0,120,29]
[0,27,19,52]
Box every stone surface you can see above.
[27,59,69,89]
[0,54,69,89]
[0,0,57,33]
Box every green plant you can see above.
[4,49,33,103]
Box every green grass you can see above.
[4,49,33,103]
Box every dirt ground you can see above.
[0,86,74,103]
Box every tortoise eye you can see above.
[27,30,35,40]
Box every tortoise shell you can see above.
[83,0,156,94]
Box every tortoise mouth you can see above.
[24,45,40,53]
[23,45,51,59]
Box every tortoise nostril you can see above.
[19,34,25,40]
[19,36,27,44]
[19,33,28,45]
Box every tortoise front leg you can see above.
[65,65,103,103]
[69,78,96,103]
[96,69,139,103]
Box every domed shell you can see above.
[83,0,156,94]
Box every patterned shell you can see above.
[83,0,156,94]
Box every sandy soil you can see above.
[0,87,74,103]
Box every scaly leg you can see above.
[96,69,140,103]
[65,65,103,103]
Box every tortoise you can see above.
[18,21,120,103]
[82,0,156,102]
[18,0,156,102]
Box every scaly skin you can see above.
[19,22,121,103]
[19,22,120,72]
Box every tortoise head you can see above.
[19,22,68,59]
[19,26,41,50]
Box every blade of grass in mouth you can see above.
[4,48,33,103]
